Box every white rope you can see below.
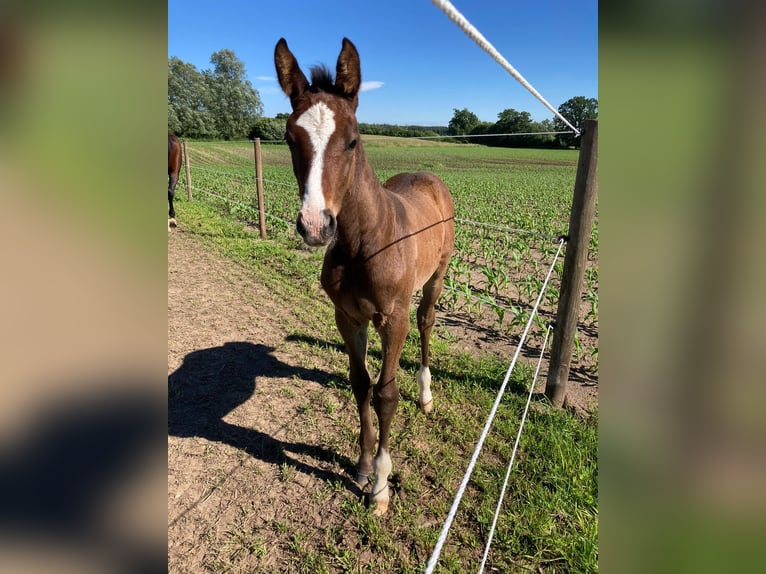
[424,238,565,574]
[431,0,580,137]
[478,324,553,574]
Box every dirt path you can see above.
[168,229,365,572]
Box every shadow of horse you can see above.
[168,341,356,491]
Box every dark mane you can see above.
[309,65,336,93]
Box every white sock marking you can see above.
[417,365,433,408]
[295,101,335,213]
[372,448,392,501]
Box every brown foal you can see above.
[275,38,454,515]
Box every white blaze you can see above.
[295,101,336,212]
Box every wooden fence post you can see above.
[182,140,192,201]
[545,119,598,408]
[253,138,267,239]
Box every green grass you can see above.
[172,177,598,572]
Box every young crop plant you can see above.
[585,288,599,325]
[479,263,510,296]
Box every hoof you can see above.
[370,483,390,516]
[168,217,177,229]
[372,498,389,516]
[420,399,434,414]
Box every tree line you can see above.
[168,49,596,148]
[447,97,597,149]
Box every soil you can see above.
[167,227,597,572]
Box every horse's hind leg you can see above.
[335,309,376,489]
[416,270,447,413]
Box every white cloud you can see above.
[256,75,277,82]
[360,81,384,92]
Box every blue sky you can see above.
[167,0,597,126]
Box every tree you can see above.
[448,108,480,141]
[168,56,216,138]
[494,108,533,132]
[249,116,287,141]
[469,121,493,137]
[485,108,534,147]
[203,49,263,140]
[530,118,557,148]
[553,96,598,148]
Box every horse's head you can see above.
[275,38,362,246]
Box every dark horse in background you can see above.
[168,131,181,229]
[275,38,455,515]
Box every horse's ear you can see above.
[274,38,309,107]
[335,38,361,107]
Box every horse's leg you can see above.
[416,269,447,413]
[334,308,375,488]
[168,175,178,228]
[370,308,408,515]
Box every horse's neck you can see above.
[336,149,394,257]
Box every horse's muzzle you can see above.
[296,208,337,246]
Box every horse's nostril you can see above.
[324,209,337,231]
[296,212,307,238]
[322,209,337,241]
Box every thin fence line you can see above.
[478,323,553,574]
[187,168,295,191]
[192,187,293,227]
[260,178,295,189]
[192,187,262,217]
[455,217,561,240]
[187,164,295,190]
[187,131,570,144]
[431,0,580,136]
[424,237,565,574]
[440,283,555,313]
[265,213,293,226]
[189,192,567,253]
[191,183,563,242]
[183,143,572,244]
[190,165,255,176]
[187,160,563,242]
[180,139,286,144]
[184,139,253,144]
[362,131,571,140]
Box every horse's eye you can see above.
[348,139,357,150]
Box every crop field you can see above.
[168,137,598,572]
[182,138,598,379]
